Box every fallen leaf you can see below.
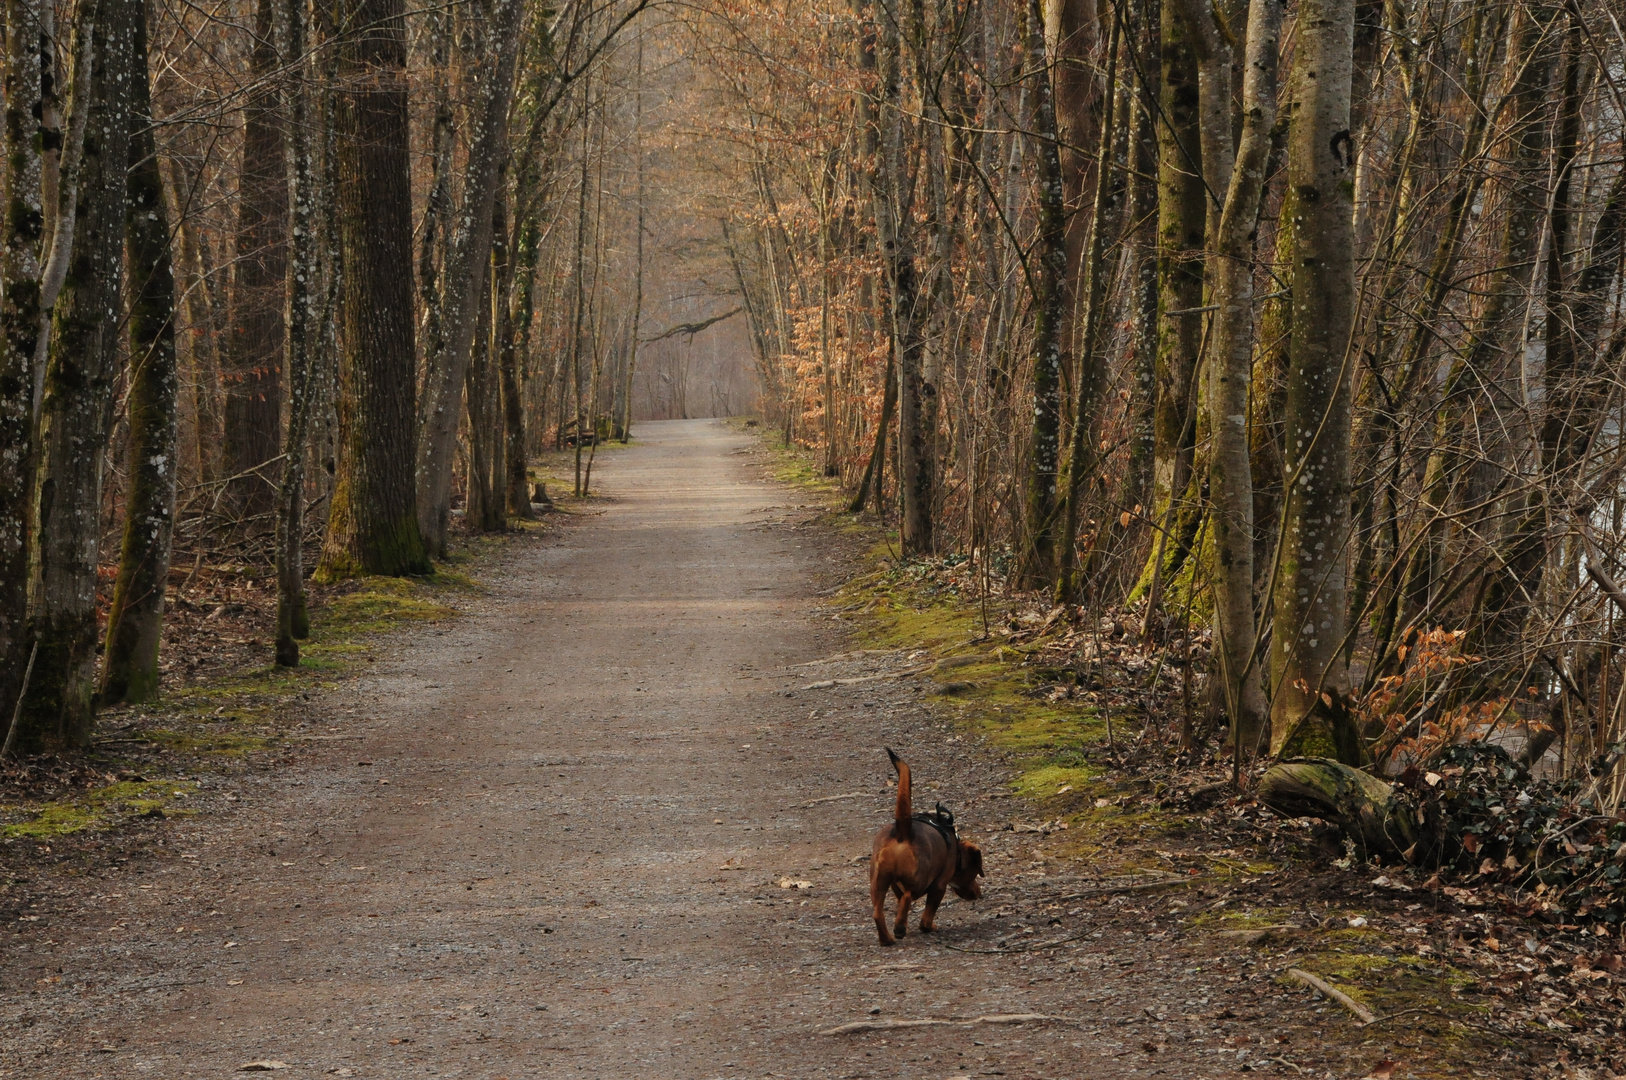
[1361,1061,1397,1080]
[238,1062,290,1072]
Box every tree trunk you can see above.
[622,26,645,447]
[1467,12,1571,664]
[849,347,897,515]
[316,0,430,580]
[222,0,287,523]
[1049,0,1100,379]
[0,0,48,733]
[18,0,131,751]
[498,196,536,519]
[1258,758,1413,859]
[413,0,524,557]
[166,164,224,487]
[1201,0,1282,754]
[274,0,316,666]
[1139,0,1205,615]
[879,2,930,556]
[1120,32,1159,543]
[1268,0,1360,762]
[1543,137,1626,482]
[101,0,179,704]
[1020,0,1067,585]
[416,4,453,384]
[1055,11,1120,602]
[1407,6,1553,646]
[463,253,503,532]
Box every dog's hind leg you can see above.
[871,875,896,946]
[919,885,946,932]
[893,889,915,939]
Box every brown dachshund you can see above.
[870,749,983,946]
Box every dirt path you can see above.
[5,420,1401,1079]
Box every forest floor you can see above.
[0,418,1616,1079]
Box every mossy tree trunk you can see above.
[1267,0,1360,762]
[316,0,430,580]
[1191,0,1283,754]
[1258,758,1413,859]
[19,0,131,752]
[1019,0,1067,586]
[102,0,180,704]
[1140,0,1206,623]
[0,0,48,738]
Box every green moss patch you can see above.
[314,577,458,640]
[3,780,199,839]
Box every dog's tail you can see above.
[886,748,911,838]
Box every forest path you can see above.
[6,420,1305,1079]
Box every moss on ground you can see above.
[2,780,199,839]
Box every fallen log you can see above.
[1257,757,1414,860]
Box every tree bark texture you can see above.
[1258,758,1414,859]
[316,0,429,579]
[1138,0,1205,610]
[1203,0,1281,754]
[101,0,179,704]
[1020,0,1067,585]
[1056,10,1119,602]
[222,0,287,521]
[1268,0,1359,762]
[498,195,536,519]
[463,254,503,533]
[878,1,930,555]
[414,0,524,557]
[0,0,47,732]
[274,0,315,666]
[17,0,131,751]
[1048,0,1100,374]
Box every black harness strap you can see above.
[912,803,958,875]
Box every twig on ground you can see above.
[1357,1006,1433,1027]
[1056,874,1197,901]
[797,792,870,808]
[1,642,40,760]
[799,665,931,690]
[821,1013,1062,1036]
[939,933,1089,955]
[1287,968,1377,1024]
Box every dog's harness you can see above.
[912,803,959,874]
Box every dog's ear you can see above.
[962,841,984,876]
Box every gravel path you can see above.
[2,419,1370,1080]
